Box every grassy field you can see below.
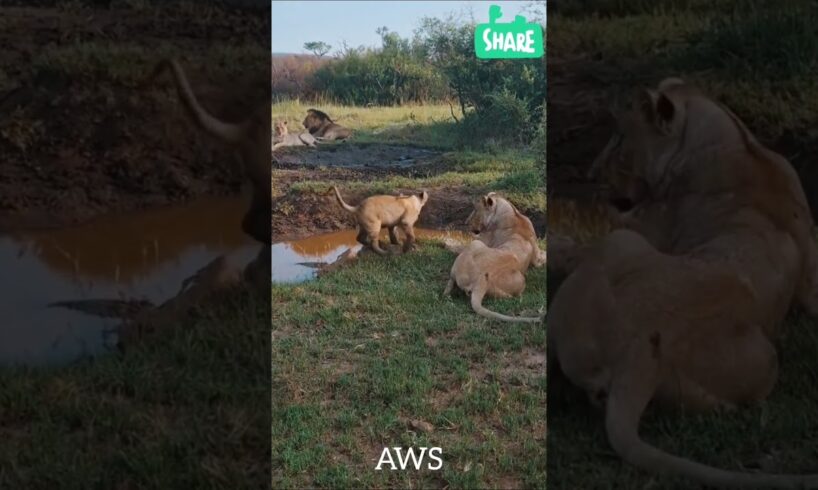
[547,1,818,487]
[549,1,818,147]
[273,99,460,149]
[272,101,546,215]
[272,100,547,488]
[0,286,270,489]
[272,243,546,489]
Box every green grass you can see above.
[273,98,546,487]
[272,241,546,489]
[550,1,818,141]
[0,286,270,489]
[272,99,461,150]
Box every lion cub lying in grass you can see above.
[273,120,317,150]
[445,193,545,323]
[332,186,429,255]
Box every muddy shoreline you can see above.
[271,186,475,242]
[0,5,266,230]
[272,142,545,241]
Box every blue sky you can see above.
[272,1,544,54]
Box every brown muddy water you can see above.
[272,228,471,283]
[0,195,258,366]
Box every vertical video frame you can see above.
[272,1,546,488]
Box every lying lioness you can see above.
[445,193,545,323]
[587,77,818,334]
[549,77,818,487]
[332,186,428,254]
[548,229,817,488]
[273,120,317,150]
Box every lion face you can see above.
[589,80,689,211]
[466,193,499,234]
[302,110,328,132]
[273,120,288,136]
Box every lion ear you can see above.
[654,93,675,134]
[485,195,494,207]
[635,88,675,135]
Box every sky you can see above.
[271,1,544,55]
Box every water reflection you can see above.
[0,195,257,366]
[271,228,471,283]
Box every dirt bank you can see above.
[0,5,268,230]
[272,143,545,240]
[271,185,475,241]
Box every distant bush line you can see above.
[273,17,545,144]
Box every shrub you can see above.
[458,91,536,146]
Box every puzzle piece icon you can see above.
[488,5,502,24]
[488,6,530,26]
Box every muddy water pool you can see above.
[272,228,471,283]
[0,195,258,366]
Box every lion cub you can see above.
[332,186,429,255]
[273,120,317,150]
[445,193,544,323]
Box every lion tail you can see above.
[333,186,357,213]
[469,274,541,323]
[606,333,818,489]
[147,59,245,145]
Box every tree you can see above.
[303,41,332,57]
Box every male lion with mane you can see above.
[302,108,352,140]
[549,78,818,487]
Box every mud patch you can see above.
[0,195,257,366]
[273,143,441,169]
[272,228,472,284]
[0,6,266,227]
[272,187,474,241]
[499,348,546,386]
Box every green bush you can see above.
[458,90,537,146]
[307,29,449,105]
[304,18,546,146]
[414,18,545,118]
